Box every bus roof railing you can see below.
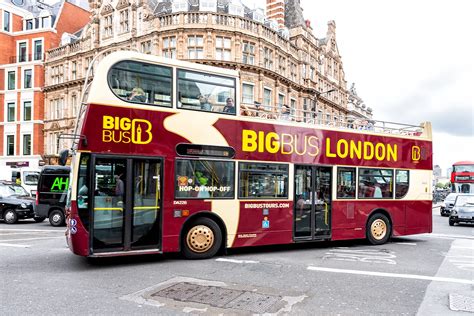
[240,102,425,137]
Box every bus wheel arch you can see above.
[180,212,227,259]
[366,209,392,245]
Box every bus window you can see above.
[108,61,172,107]
[395,170,409,199]
[337,167,356,198]
[177,69,236,114]
[77,154,90,229]
[358,168,393,199]
[239,163,289,199]
[175,159,235,199]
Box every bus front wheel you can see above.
[182,217,222,259]
[367,213,391,245]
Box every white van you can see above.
[7,169,40,197]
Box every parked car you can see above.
[440,193,459,216]
[35,166,71,227]
[0,181,43,224]
[449,195,474,226]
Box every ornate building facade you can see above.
[43,0,361,161]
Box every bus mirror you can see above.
[59,149,69,166]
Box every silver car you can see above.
[440,193,458,216]
[449,194,474,226]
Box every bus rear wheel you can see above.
[367,213,391,245]
[182,218,222,259]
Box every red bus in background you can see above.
[64,51,433,259]
[451,161,474,193]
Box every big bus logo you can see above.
[102,116,153,145]
[411,145,427,163]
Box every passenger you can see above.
[199,94,212,111]
[223,97,236,114]
[128,87,146,102]
[280,104,291,120]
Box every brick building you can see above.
[0,0,89,170]
[43,0,373,161]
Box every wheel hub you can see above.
[187,225,214,253]
[371,219,387,240]
[52,214,61,223]
[5,211,14,222]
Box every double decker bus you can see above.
[451,161,474,193]
[65,51,432,259]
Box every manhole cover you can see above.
[449,294,474,312]
[151,282,284,313]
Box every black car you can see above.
[0,181,43,224]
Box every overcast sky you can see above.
[245,0,473,173]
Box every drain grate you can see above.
[151,282,283,313]
[449,294,474,312]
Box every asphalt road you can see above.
[0,206,472,315]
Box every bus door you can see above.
[90,156,162,253]
[294,165,332,240]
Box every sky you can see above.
[246,0,474,174]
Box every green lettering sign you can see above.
[50,177,69,192]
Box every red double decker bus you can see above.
[451,161,474,193]
[64,51,433,259]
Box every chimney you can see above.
[266,0,285,29]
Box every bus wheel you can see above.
[4,209,18,224]
[182,218,222,259]
[34,216,46,223]
[49,210,65,227]
[367,213,391,245]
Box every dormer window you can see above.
[41,16,50,28]
[25,19,34,30]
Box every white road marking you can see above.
[0,228,63,233]
[215,258,260,264]
[395,242,417,246]
[420,233,474,240]
[0,243,30,248]
[307,266,474,285]
[323,248,397,265]
[1,236,64,242]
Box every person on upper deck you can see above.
[223,97,235,114]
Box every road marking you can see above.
[307,266,474,285]
[0,228,63,233]
[215,258,260,264]
[323,248,397,265]
[0,243,30,248]
[0,236,64,242]
[420,233,474,240]
[395,242,417,246]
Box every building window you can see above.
[263,88,272,109]
[278,93,285,111]
[7,71,16,90]
[140,41,152,54]
[6,135,15,156]
[162,36,176,58]
[175,159,235,199]
[187,35,204,59]
[242,41,255,65]
[18,42,27,62]
[33,40,43,61]
[71,95,77,116]
[7,102,15,122]
[26,19,34,30]
[23,134,31,156]
[41,16,50,28]
[242,83,254,104]
[215,36,231,61]
[23,101,32,121]
[119,9,129,33]
[104,15,113,37]
[3,11,10,32]
[279,55,286,75]
[264,47,273,70]
[238,163,289,199]
[71,61,77,80]
[290,62,297,82]
[24,69,32,88]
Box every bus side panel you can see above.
[231,201,293,248]
[66,202,90,256]
[403,200,432,235]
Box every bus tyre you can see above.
[34,216,46,223]
[4,209,18,224]
[182,218,222,259]
[49,210,65,227]
[367,213,391,245]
